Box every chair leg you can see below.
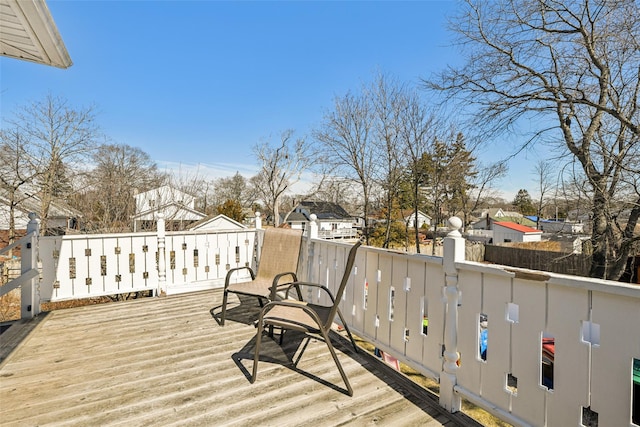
[220,290,229,326]
[320,328,353,396]
[336,308,358,353]
[251,321,265,384]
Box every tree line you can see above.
[1,0,638,281]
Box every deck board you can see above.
[0,289,481,426]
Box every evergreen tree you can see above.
[512,189,535,215]
[216,199,245,223]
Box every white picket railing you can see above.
[300,220,640,427]
[39,214,258,302]
[9,214,640,426]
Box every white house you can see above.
[493,221,542,244]
[284,201,357,239]
[133,185,206,231]
[189,214,246,231]
[404,210,432,229]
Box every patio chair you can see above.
[251,239,362,396]
[219,227,304,326]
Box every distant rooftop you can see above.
[493,221,542,234]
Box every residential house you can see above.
[493,221,543,244]
[470,208,536,230]
[0,191,81,236]
[189,214,247,231]
[284,201,357,239]
[132,185,206,231]
[539,219,585,234]
[403,210,432,229]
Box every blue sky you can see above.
[1,0,539,199]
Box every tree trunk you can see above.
[414,208,421,254]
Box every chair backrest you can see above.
[324,240,362,329]
[255,227,304,281]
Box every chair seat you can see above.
[263,303,332,334]
[226,278,275,300]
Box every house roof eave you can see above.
[0,0,72,68]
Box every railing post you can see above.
[157,212,166,296]
[21,213,40,319]
[304,214,319,291]
[309,214,318,239]
[255,211,262,229]
[440,216,464,412]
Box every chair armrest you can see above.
[282,281,336,304]
[270,272,299,300]
[224,266,255,287]
[271,271,298,287]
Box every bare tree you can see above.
[533,159,556,229]
[251,130,310,226]
[213,172,256,212]
[8,94,99,234]
[309,175,359,210]
[0,128,40,248]
[459,161,508,230]
[314,91,377,243]
[166,164,209,213]
[71,143,165,232]
[369,74,406,248]
[428,0,640,280]
[398,91,438,252]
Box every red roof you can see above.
[494,221,541,233]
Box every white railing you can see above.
[9,213,640,426]
[0,213,40,318]
[301,218,640,427]
[39,213,258,302]
[317,228,358,239]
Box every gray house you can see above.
[284,201,357,239]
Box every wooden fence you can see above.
[484,245,591,277]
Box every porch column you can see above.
[308,214,318,239]
[255,211,262,229]
[440,216,464,412]
[156,212,166,296]
[21,213,40,318]
[304,215,319,293]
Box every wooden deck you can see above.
[0,290,481,426]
